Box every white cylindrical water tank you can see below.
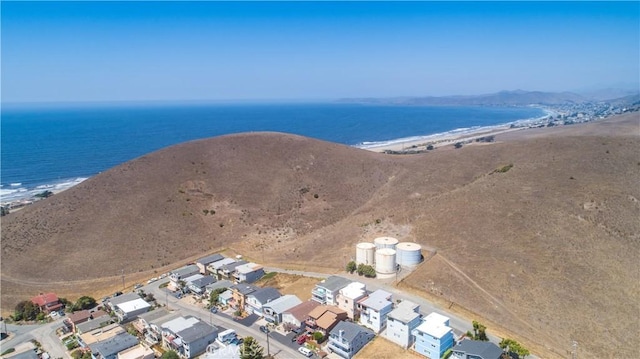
[356,243,376,265]
[374,236,399,250]
[375,248,397,275]
[396,242,422,267]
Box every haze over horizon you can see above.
[2,1,639,103]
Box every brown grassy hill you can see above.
[2,113,639,358]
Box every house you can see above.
[137,310,182,344]
[79,323,126,347]
[412,312,454,359]
[311,276,352,305]
[116,344,154,359]
[451,340,505,359]
[229,283,259,311]
[108,293,151,323]
[133,309,173,334]
[196,254,225,274]
[262,295,302,324]
[357,289,393,333]
[76,315,114,335]
[206,258,236,277]
[65,310,109,333]
[88,332,139,359]
[385,300,422,349]
[187,276,217,295]
[282,300,320,329]
[161,316,218,359]
[204,280,233,297]
[217,260,248,281]
[217,290,233,307]
[169,265,200,290]
[245,287,281,315]
[336,282,367,320]
[327,321,375,359]
[304,305,348,335]
[231,262,265,284]
[31,293,63,313]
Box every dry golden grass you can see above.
[355,336,423,359]
[254,272,319,301]
[2,112,639,358]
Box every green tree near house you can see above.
[73,296,97,311]
[346,261,357,274]
[240,337,264,359]
[361,265,376,278]
[499,338,530,358]
[472,320,488,341]
[13,301,40,321]
[209,288,228,308]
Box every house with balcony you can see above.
[31,292,63,313]
[412,312,454,359]
[108,293,151,323]
[357,289,393,333]
[304,305,348,335]
[79,323,126,348]
[206,258,236,277]
[311,276,352,305]
[87,332,139,359]
[161,316,218,359]
[385,300,422,349]
[229,283,259,311]
[327,321,374,359]
[116,344,154,359]
[195,254,225,275]
[262,295,302,324]
[217,260,248,281]
[451,340,505,359]
[245,287,281,316]
[282,300,320,329]
[336,282,367,320]
[169,265,200,291]
[232,262,265,284]
[66,310,109,333]
[187,276,216,296]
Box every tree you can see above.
[426,144,434,150]
[13,301,40,321]
[499,338,529,358]
[73,296,97,311]
[240,337,264,359]
[209,288,228,308]
[356,263,365,276]
[346,261,357,274]
[361,265,376,278]
[160,350,179,359]
[472,320,488,341]
[312,331,324,342]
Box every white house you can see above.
[336,282,367,320]
[245,287,281,316]
[231,262,265,284]
[357,289,393,333]
[311,276,352,305]
[385,300,422,348]
[262,295,302,324]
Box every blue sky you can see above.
[2,1,638,103]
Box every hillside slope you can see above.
[2,113,639,358]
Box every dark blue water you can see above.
[1,102,544,200]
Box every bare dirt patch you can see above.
[355,336,423,359]
[254,272,320,301]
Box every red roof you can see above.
[31,293,60,307]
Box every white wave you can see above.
[0,177,89,205]
[10,183,22,187]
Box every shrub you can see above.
[312,331,324,342]
[346,261,357,274]
[1,348,15,356]
[426,144,434,150]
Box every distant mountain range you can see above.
[338,89,640,106]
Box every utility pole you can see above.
[266,328,271,358]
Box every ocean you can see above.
[1,102,545,203]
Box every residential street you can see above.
[1,319,69,359]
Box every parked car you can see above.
[210,307,218,314]
[229,337,244,346]
[259,325,270,334]
[134,283,143,290]
[292,327,304,335]
[298,347,313,357]
[113,291,123,297]
[296,334,308,345]
[174,292,182,299]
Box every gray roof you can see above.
[178,321,218,343]
[248,287,282,304]
[172,265,200,277]
[206,280,233,292]
[138,308,173,323]
[88,332,138,358]
[453,340,504,359]
[196,254,225,266]
[359,289,392,311]
[190,276,216,289]
[109,293,140,306]
[330,321,374,342]
[7,350,38,359]
[318,276,352,292]
[219,260,248,272]
[210,258,236,270]
[231,283,259,296]
[264,295,302,314]
[388,304,420,324]
[76,316,114,333]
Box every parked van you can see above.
[298,347,312,357]
[217,329,237,344]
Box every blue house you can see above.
[412,312,454,359]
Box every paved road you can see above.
[145,279,301,359]
[1,319,69,359]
